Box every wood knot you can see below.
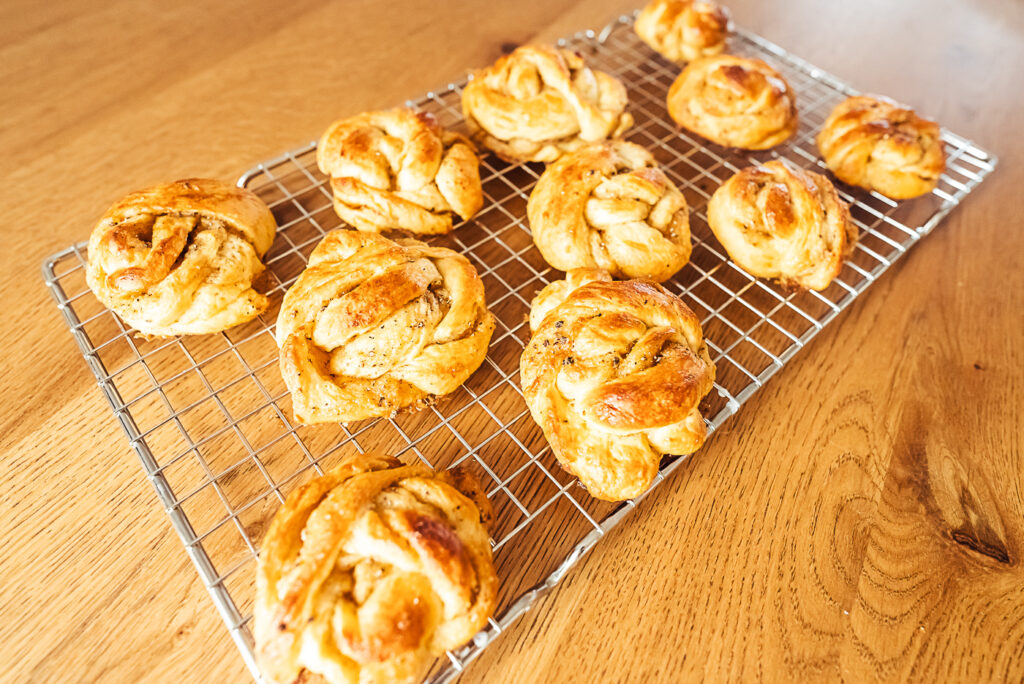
[928,447,1012,566]
[950,529,1010,564]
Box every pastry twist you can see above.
[816,95,945,199]
[461,44,633,162]
[317,109,483,235]
[520,269,716,501]
[667,54,797,149]
[634,0,732,63]
[255,452,497,684]
[707,159,857,291]
[527,141,691,282]
[86,178,276,337]
[276,230,495,424]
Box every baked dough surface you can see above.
[255,452,497,684]
[276,230,494,424]
[707,159,857,290]
[527,140,691,282]
[86,178,277,337]
[667,54,797,149]
[816,95,945,199]
[635,0,732,63]
[461,44,633,163]
[521,269,716,501]
[317,108,483,235]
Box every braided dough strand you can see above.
[635,0,732,63]
[86,178,276,336]
[707,159,857,290]
[667,54,797,150]
[462,45,633,162]
[317,109,483,235]
[255,453,496,684]
[816,95,945,199]
[527,141,692,281]
[276,231,494,424]
[521,269,716,501]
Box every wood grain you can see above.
[1,0,1022,682]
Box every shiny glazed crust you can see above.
[634,0,732,63]
[275,230,495,424]
[667,54,797,149]
[527,141,691,282]
[520,269,716,501]
[461,44,633,163]
[707,159,858,290]
[317,108,483,235]
[816,95,946,199]
[86,178,277,337]
[254,452,497,684]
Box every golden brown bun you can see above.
[276,230,494,424]
[707,159,857,291]
[317,108,483,235]
[634,0,732,63]
[86,178,276,337]
[255,452,497,684]
[816,95,945,200]
[520,269,716,501]
[667,54,797,149]
[527,141,691,282]
[461,45,633,163]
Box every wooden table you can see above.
[3,0,1022,681]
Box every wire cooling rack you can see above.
[42,11,995,684]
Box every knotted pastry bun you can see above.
[527,141,691,282]
[317,108,483,235]
[461,44,633,163]
[816,95,946,200]
[521,269,716,501]
[276,230,494,424]
[635,0,732,64]
[707,159,857,291]
[255,452,497,684]
[667,54,797,149]
[86,178,276,337]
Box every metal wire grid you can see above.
[40,11,995,684]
